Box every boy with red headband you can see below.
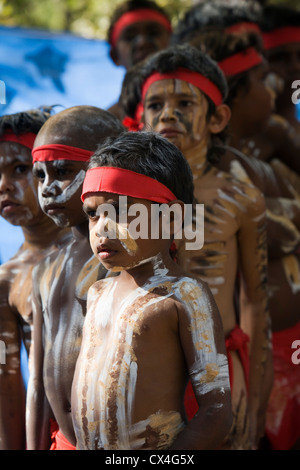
[120,43,271,449]
[26,106,124,450]
[71,130,232,450]
[0,108,71,449]
[199,31,300,450]
[172,0,263,45]
[172,1,300,176]
[107,0,172,120]
[262,5,300,135]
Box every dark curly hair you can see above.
[172,0,262,45]
[0,106,54,137]
[88,130,194,205]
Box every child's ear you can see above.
[208,104,231,135]
[168,200,185,238]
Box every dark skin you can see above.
[26,106,122,449]
[71,192,232,450]
[222,63,300,332]
[142,78,271,449]
[0,141,70,449]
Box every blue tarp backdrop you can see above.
[0,24,125,263]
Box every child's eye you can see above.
[86,209,97,220]
[33,168,45,181]
[146,102,162,112]
[15,164,30,175]
[55,168,70,178]
[179,100,193,108]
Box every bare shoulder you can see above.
[216,167,266,216]
[168,275,217,316]
[87,276,115,296]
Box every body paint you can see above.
[73,256,229,449]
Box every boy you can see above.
[71,130,232,450]
[200,31,300,450]
[0,108,70,449]
[26,106,124,450]
[120,44,271,449]
[107,0,172,120]
[172,0,300,176]
[171,0,263,45]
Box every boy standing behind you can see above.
[71,131,232,450]
[0,108,70,449]
[120,44,272,449]
[26,106,124,450]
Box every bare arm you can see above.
[238,188,273,448]
[0,275,26,450]
[170,281,232,450]
[26,263,52,450]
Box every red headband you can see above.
[110,9,172,48]
[32,144,94,164]
[225,22,261,35]
[142,68,223,106]
[263,27,300,50]
[0,130,37,149]
[218,47,263,77]
[81,166,177,203]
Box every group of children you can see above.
[0,0,300,451]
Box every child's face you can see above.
[112,20,170,70]
[84,192,170,272]
[33,160,87,228]
[143,79,211,155]
[0,142,43,226]
[267,43,300,91]
[233,64,275,132]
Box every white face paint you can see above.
[38,169,86,227]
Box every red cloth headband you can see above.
[263,27,300,50]
[218,47,263,77]
[32,144,94,164]
[0,130,37,149]
[110,9,172,48]
[141,68,223,106]
[225,22,261,35]
[81,166,177,203]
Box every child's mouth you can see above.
[97,245,117,260]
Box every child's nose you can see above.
[95,216,114,240]
[160,103,177,121]
[41,177,60,197]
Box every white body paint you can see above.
[72,256,230,449]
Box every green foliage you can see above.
[0,0,299,39]
[0,0,192,39]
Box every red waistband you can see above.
[49,419,76,450]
